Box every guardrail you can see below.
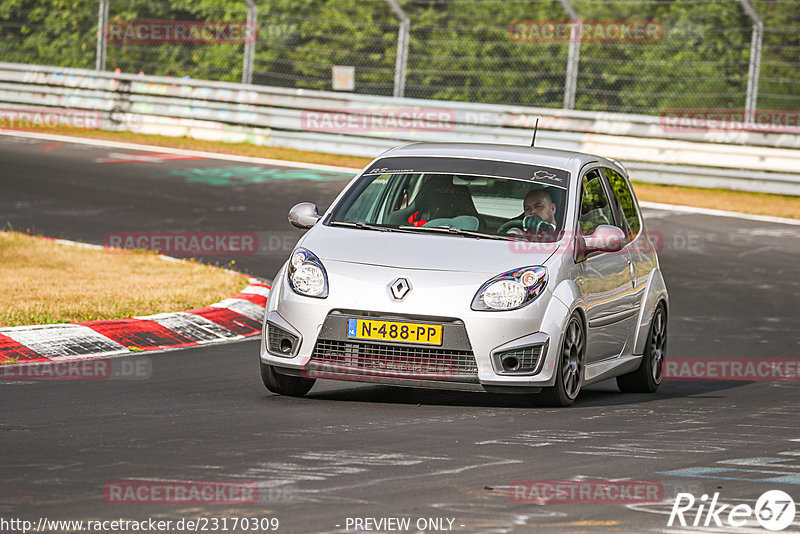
[1,61,799,195]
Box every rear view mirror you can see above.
[288,202,321,229]
[581,224,626,255]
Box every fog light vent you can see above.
[494,345,543,375]
[267,323,299,358]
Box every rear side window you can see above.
[604,168,641,238]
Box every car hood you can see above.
[299,225,560,273]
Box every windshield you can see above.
[329,160,569,241]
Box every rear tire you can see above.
[617,302,666,393]
[260,361,315,397]
[535,314,585,407]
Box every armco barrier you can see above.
[1,62,799,195]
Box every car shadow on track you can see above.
[279,379,752,409]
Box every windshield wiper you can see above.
[329,221,394,232]
[398,225,511,240]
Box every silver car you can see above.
[260,143,668,406]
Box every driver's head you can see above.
[524,188,556,226]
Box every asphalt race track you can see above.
[2,133,800,533]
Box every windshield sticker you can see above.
[367,167,417,175]
[363,156,569,188]
[531,169,562,183]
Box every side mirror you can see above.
[581,224,626,255]
[288,202,321,229]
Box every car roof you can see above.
[376,142,623,175]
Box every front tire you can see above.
[260,361,315,397]
[536,313,585,407]
[617,302,666,393]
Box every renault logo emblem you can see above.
[389,277,411,300]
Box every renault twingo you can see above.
[260,143,668,406]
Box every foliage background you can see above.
[0,0,797,114]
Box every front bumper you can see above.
[260,262,569,392]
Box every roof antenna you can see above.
[530,118,539,147]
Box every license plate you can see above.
[347,318,443,346]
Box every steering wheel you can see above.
[498,218,524,234]
[499,215,556,235]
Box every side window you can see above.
[579,170,614,235]
[604,168,641,240]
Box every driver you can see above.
[523,188,557,228]
[499,187,557,234]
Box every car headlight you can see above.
[287,248,328,298]
[471,266,548,311]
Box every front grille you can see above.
[267,323,299,356]
[310,339,478,381]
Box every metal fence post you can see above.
[738,0,763,122]
[242,0,258,85]
[558,0,580,110]
[95,0,109,71]
[386,0,410,98]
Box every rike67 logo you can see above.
[668,490,796,531]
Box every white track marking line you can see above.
[639,201,800,226]
[0,129,360,173]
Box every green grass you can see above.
[0,230,249,327]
